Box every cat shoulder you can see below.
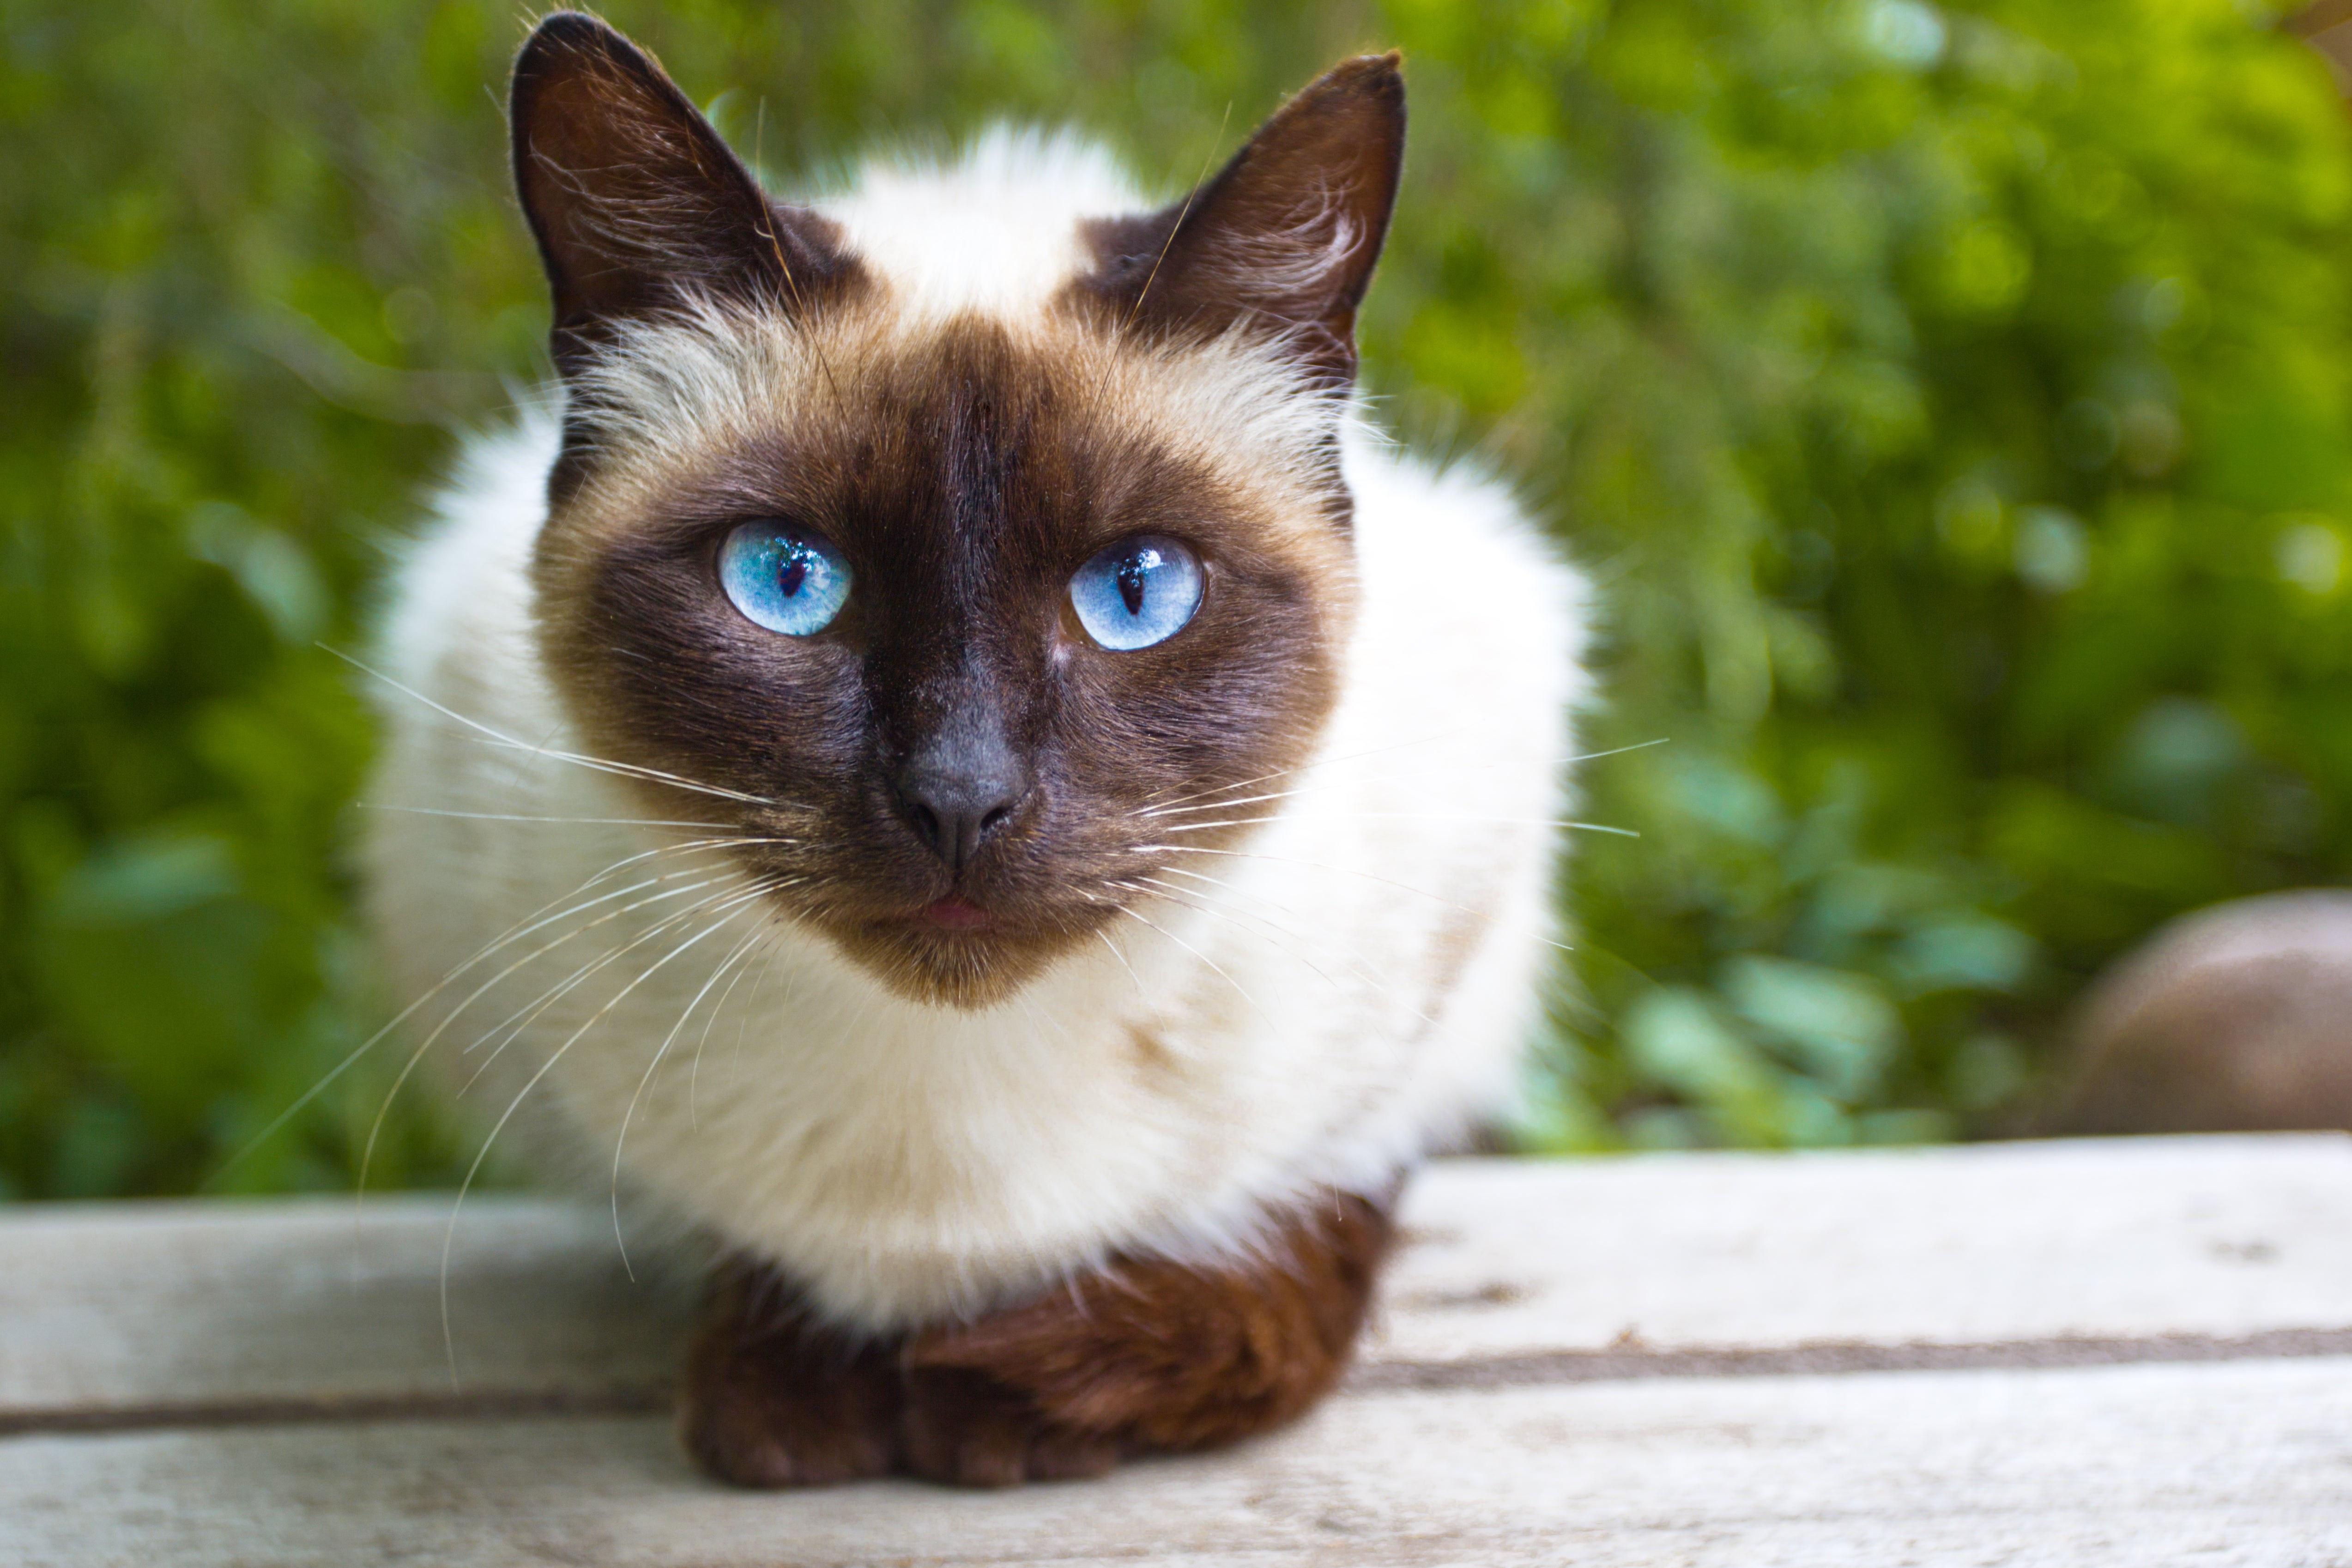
[1343,427,1594,712]
[369,406,559,703]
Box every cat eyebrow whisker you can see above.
[744,92,852,410]
[1087,97,1237,416]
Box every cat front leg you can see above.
[899,1186,1397,1488]
[677,1265,904,1488]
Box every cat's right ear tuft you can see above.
[1078,54,1407,392]
[508,11,851,369]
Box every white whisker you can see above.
[1134,870,1439,1026]
[1105,896,1272,1029]
[1130,728,1472,815]
[441,879,779,1380]
[611,889,790,1277]
[453,880,746,1089]
[689,925,772,1132]
[355,803,736,829]
[1136,843,1479,917]
[728,942,790,1098]
[1137,846,1577,957]
[1153,813,1637,837]
[1094,927,1155,1012]
[353,867,755,1211]
[226,841,768,1199]
[325,645,777,806]
[1134,739,1665,821]
[1120,877,1348,995]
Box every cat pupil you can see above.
[778,558,809,598]
[1116,552,1151,616]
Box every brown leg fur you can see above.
[677,1266,903,1487]
[681,1187,1397,1489]
[900,1188,1394,1486]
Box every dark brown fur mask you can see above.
[510,12,1404,1006]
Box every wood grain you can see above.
[3,1137,2348,1564]
[4,1136,2349,1428]
[1369,1133,2352,1365]
[5,1359,2346,1567]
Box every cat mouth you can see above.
[917,896,994,931]
[825,893,1083,1009]
[860,893,1009,944]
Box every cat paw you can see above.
[898,1365,1125,1488]
[901,1190,1393,1474]
[677,1279,902,1489]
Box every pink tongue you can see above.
[924,897,991,930]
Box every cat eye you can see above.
[719,520,853,636]
[1068,535,1203,651]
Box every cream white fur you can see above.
[822,127,1147,322]
[364,136,1592,1333]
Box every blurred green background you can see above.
[3,0,2349,1198]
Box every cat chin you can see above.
[821,915,1098,1010]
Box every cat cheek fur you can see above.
[365,10,1593,1488]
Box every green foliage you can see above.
[1499,0,2352,1150]
[2,0,2347,1195]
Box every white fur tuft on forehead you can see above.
[815,127,1150,323]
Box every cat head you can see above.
[509,12,1403,1008]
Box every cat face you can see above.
[509,14,1403,1007]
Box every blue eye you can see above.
[1069,535,1203,651]
[719,521,852,636]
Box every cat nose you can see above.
[892,720,1029,873]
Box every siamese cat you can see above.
[365,11,1590,1488]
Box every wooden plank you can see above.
[0,1198,687,1423]
[4,1136,2349,1426]
[1371,1133,2352,1367]
[5,1359,2347,1567]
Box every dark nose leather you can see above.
[892,708,1028,872]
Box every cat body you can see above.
[364,12,1590,1485]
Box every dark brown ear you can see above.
[1078,54,1405,390]
[509,12,850,369]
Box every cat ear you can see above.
[508,12,849,366]
[1081,54,1405,389]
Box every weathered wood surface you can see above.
[3,1135,2349,1565]
[12,1360,2352,1568]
